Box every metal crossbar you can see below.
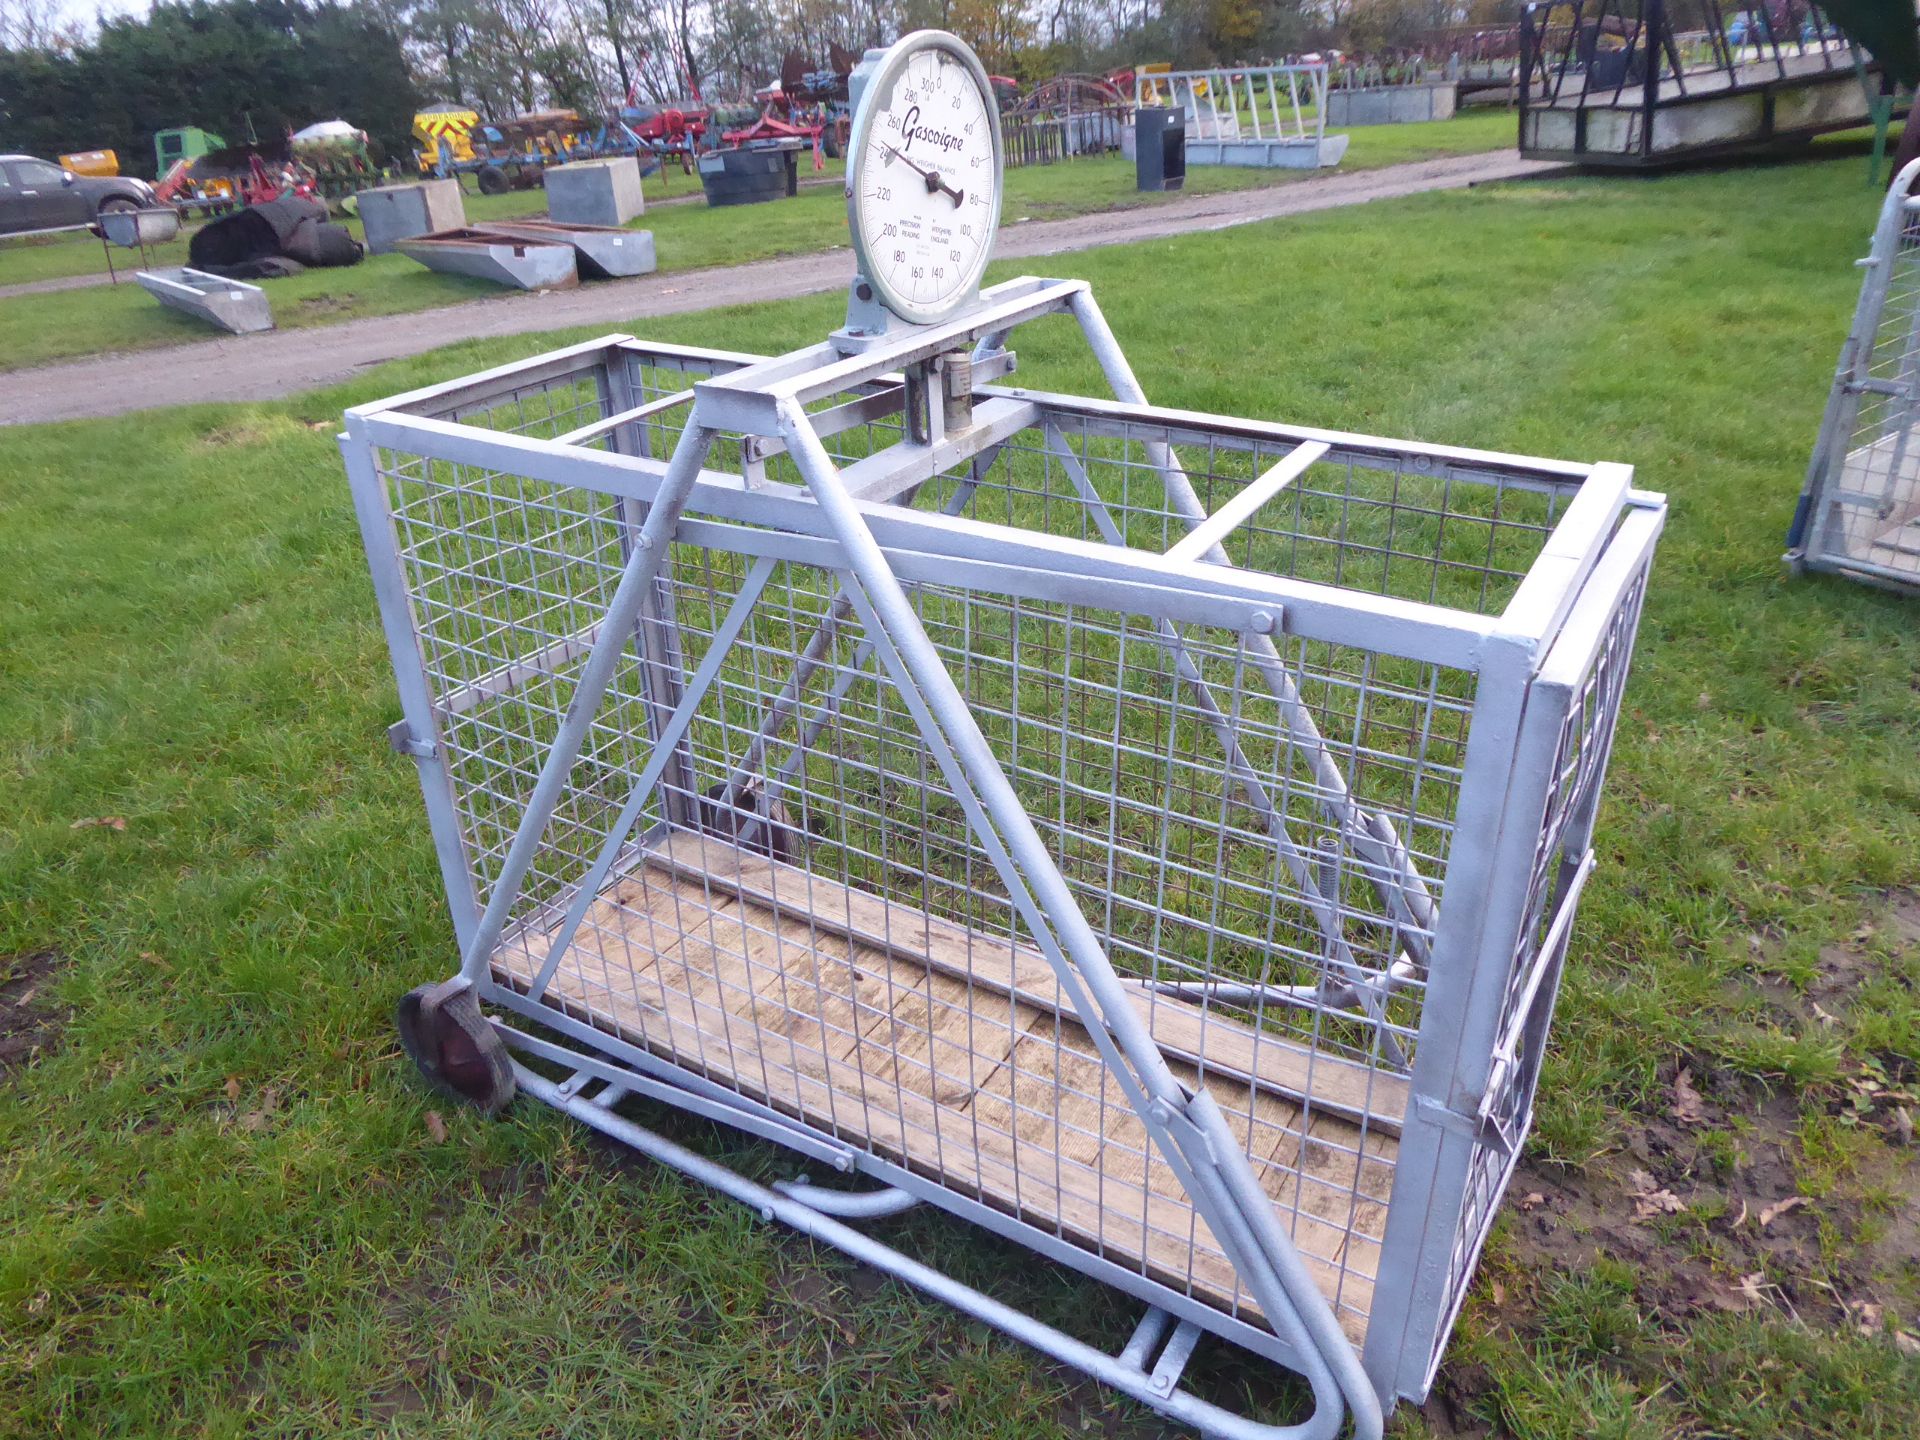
[344,279,1665,1432]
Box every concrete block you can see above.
[545,157,645,228]
[356,179,466,256]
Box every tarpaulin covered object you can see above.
[188,196,363,278]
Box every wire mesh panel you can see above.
[1792,168,1920,593]
[344,304,1664,1423]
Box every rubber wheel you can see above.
[821,121,844,160]
[97,197,138,215]
[396,980,516,1114]
[476,165,509,195]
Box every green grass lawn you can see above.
[4,151,1918,1438]
[0,111,1515,373]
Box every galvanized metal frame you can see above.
[343,278,1665,1435]
[1131,62,1348,169]
[1789,158,1920,594]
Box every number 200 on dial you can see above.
[849,34,1003,325]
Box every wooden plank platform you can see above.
[493,831,1401,1341]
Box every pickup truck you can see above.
[0,154,157,235]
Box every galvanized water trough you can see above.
[474,219,657,280]
[100,206,182,249]
[135,266,273,334]
[394,228,579,290]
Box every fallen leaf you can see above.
[424,1110,448,1144]
[1710,1273,1767,1311]
[1758,1195,1808,1228]
[1671,1067,1708,1126]
[68,816,127,831]
[26,1292,47,1314]
[1519,1191,1546,1212]
[224,1076,241,1102]
[239,1086,280,1132]
[1810,1001,1838,1028]
[1627,1169,1687,1219]
[1847,1299,1884,1336]
[1895,1331,1920,1359]
[1489,1277,1507,1306]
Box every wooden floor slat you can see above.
[497,839,1399,1343]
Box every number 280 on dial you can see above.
[847,33,1004,325]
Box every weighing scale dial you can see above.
[846,32,1004,326]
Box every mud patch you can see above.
[296,294,356,316]
[1438,1067,1920,1425]
[0,951,68,1080]
[196,414,308,449]
[1424,892,1920,1427]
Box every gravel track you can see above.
[1,152,1559,426]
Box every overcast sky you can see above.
[55,0,153,31]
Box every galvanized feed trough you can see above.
[395,227,579,290]
[474,218,657,280]
[136,266,272,334]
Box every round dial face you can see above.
[848,34,1003,325]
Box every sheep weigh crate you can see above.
[1790,158,1920,594]
[343,277,1665,1438]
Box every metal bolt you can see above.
[1248,611,1275,635]
[759,1204,775,1222]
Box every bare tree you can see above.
[0,0,85,50]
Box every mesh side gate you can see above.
[344,290,1664,1435]
[1791,158,1920,593]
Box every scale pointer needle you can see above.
[883,143,965,206]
